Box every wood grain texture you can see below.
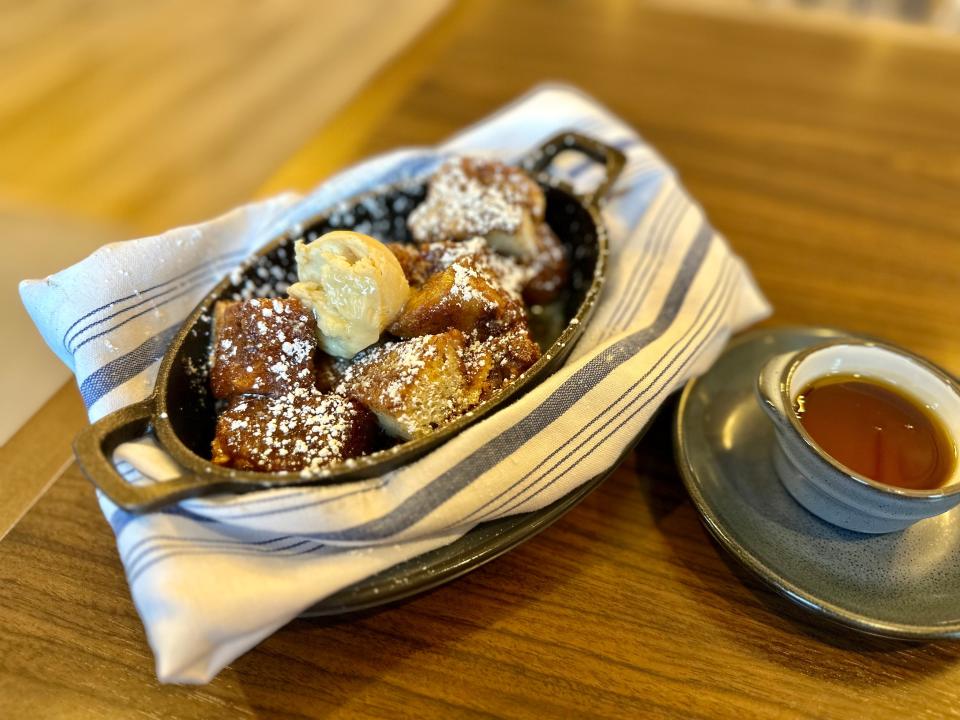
[3,1,960,717]
[0,0,449,235]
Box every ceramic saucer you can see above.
[675,326,960,639]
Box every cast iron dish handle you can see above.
[521,131,626,207]
[73,395,234,512]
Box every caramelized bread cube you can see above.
[389,237,532,298]
[523,222,570,305]
[336,330,483,439]
[388,258,524,339]
[390,226,568,304]
[211,390,375,473]
[386,242,435,287]
[456,156,545,219]
[423,238,532,297]
[314,352,350,393]
[408,157,544,259]
[210,298,317,399]
[467,326,542,401]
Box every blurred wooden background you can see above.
[682,0,960,28]
[0,0,450,238]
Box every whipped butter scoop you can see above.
[288,231,410,358]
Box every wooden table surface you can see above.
[3,1,960,718]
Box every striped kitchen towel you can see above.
[20,84,771,683]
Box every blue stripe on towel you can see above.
[71,279,210,354]
[108,504,219,538]
[125,537,313,577]
[611,191,688,334]
[614,170,671,230]
[79,323,182,408]
[291,219,714,541]
[605,188,683,332]
[184,478,392,520]
[123,532,297,566]
[471,256,736,523]
[460,248,731,526]
[127,540,327,586]
[60,247,248,352]
[66,252,247,352]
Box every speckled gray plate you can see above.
[675,326,960,640]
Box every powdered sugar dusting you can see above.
[427,237,530,299]
[408,157,542,243]
[214,388,372,473]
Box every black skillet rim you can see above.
[72,131,626,511]
[151,176,610,488]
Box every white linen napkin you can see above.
[20,84,771,683]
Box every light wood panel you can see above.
[0,0,450,235]
[0,382,86,539]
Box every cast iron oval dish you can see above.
[74,132,625,512]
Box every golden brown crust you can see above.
[336,330,484,439]
[211,390,375,473]
[388,257,525,339]
[386,242,436,287]
[388,237,532,297]
[467,326,542,401]
[210,298,317,399]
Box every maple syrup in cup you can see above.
[756,339,960,533]
[794,376,955,491]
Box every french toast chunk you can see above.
[389,237,531,299]
[388,257,524,339]
[386,242,436,287]
[484,212,540,260]
[408,157,545,259]
[421,237,530,297]
[336,330,484,440]
[211,389,375,473]
[210,298,318,399]
[466,325,542,401]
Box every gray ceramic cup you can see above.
[756,339,960,534]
